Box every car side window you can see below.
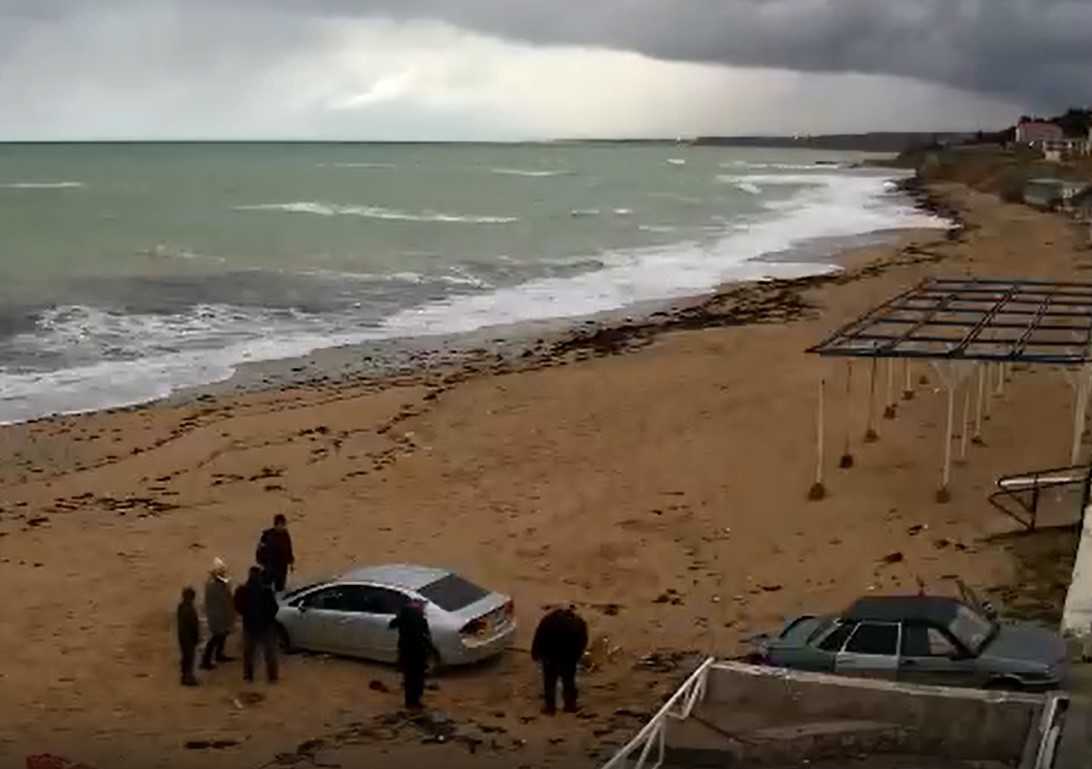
[844,622,899,655]
[818,621,858,652]
[901,624,957,657]
[300,587,349,610]
[356,587,410,616]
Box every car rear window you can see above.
[419,574,489,611]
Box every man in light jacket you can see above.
[201,557,236,670]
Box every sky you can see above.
[1,0,1089,141]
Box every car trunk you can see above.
[449,593,512,636]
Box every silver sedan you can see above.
[275,564,516,666]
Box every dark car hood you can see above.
[978,623,1067,667]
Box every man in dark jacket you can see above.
[237,566,280,683]
[532,605,588,714]
[177,586,200,687]
[256,514,295,591]
[388,599,432,709]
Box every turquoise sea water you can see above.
[0,142,943,423]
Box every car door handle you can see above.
[902,659,918,666]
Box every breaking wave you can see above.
[236,202,518,224]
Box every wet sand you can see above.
[0,183,1089,768]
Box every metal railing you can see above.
[988,464,1091,531]
[601,656,715,769]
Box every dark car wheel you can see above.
[985,677,1025,692]
[276,623,295,654]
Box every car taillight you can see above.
[504,600,515,617]
[461,618,487,636]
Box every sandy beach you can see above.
[1,181,1090,768]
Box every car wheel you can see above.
[276,623,295,654]
[427,648,445,675]
[985,677,1025,692]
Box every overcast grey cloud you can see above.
[275,0,1092,109]
[0,0,1079,140]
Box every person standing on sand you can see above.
[256,513,295,592]
[388,598,432,709]
[200,557,235,670]
[532,605,589,714]
[237,566,280,683]
[177,586,200,687]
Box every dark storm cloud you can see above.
[247,0,1092,110]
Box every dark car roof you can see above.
[844,596,965,624]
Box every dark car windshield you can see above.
[948,605,996,654]
[419,574,490,611]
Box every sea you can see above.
[0,142,947,424]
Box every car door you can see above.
[897,622,976,687]
[353,586,411,663]
[835,621,900,679]
[294,586,357,654]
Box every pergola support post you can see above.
[864,358,879,443]
[839,361,854,469]
[903,360,914,401]
[931,361,973,503]
[809,376,827,501]
[1068,365,1092,466]
[884,359,897,419]
[973,362,986,445]
[959,381,971,462]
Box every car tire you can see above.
[985,677,1025,692]
[276,623,295,654]
[427,648,445,675]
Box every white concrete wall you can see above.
[1061,505,1092,639]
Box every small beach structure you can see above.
[807,277,1092,501]
[1022,179,1091,211]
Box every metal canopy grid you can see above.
[809,277,1092,364]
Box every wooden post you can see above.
[839,361,854,469]
[984,363,994,419]
[959,381,971,461]
[939,374,955,503]
[973,362,985,444]
[809,377,827,500]
[1071,370,1090,466]
[903,360,914,401]
[865,358,879,442]
[883,358,897,419]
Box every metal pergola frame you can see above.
[805,277,1092,502]
[809,277,1092,364]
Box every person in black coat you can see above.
[177,586,200,687]
[388,599,432,709]
[256,513,295,592]
[236,566,280,683]
[532,606,588,714]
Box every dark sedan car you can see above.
[756,595,1069,691]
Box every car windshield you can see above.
[948,605,996,654]
[418,574,489,611]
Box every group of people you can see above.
[176,512,591,715]
[175,514,295,686]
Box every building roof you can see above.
[844,595,965,624]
